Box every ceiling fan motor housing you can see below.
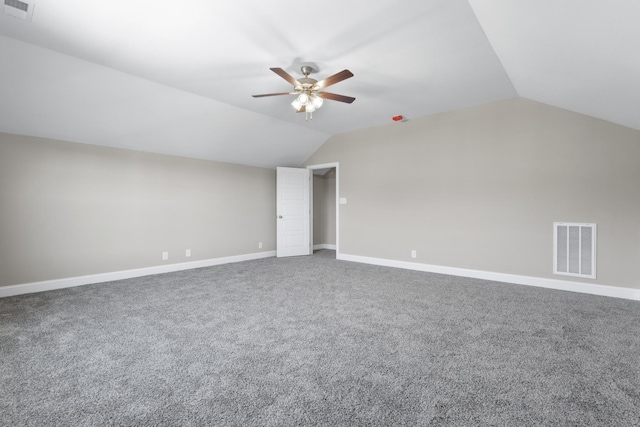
[297,77,317,92]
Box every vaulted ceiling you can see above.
[1,1,639,168]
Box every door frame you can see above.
[306,162,339,256]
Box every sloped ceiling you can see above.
[0,1,638,168]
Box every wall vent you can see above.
[3,0,34,21]
[553,222,596,279]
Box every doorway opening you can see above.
[307,162,339,258]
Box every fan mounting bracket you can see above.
[300,65,314,77]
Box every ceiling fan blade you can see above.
[313,70,354,90]
[270,67,301,87]
[252,92,293,98]
[318,92,356,104]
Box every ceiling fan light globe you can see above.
[311,96,324,109]
[291,99,302,110]
[298,93,309,104]
[306,104,316,113]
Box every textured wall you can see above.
[0,133,276,287]
[304,98,640,289]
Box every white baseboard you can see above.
[0,251,276,298]
[313,244,337,251]
[337,253,640,301]
[5,250,638,302]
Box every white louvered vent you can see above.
[553,222,596,279]
[3,0,34,21]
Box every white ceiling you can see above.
[1,0,639,168]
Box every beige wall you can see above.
[322,170,336,245]
[313,174,325,245]
[304,98,640,289]
[312,170,336,246]
[0,133,276,287]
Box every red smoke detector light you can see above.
[392,115,403,122]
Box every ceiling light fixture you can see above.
[253,66,355,122]
[291,91,324,120]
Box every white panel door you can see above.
[277,167,311,257]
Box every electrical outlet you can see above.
[186,249,191,257]
[258,242,263,249]
[162,252,168,260]
[411,250,417,259]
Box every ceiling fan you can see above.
[252,66,355,119]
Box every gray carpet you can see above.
[1,250,639,426]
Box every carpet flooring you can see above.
[1,250,639,426]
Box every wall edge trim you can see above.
[337,253,640,301]
[313,244,337,250]
[0,251,277,298]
